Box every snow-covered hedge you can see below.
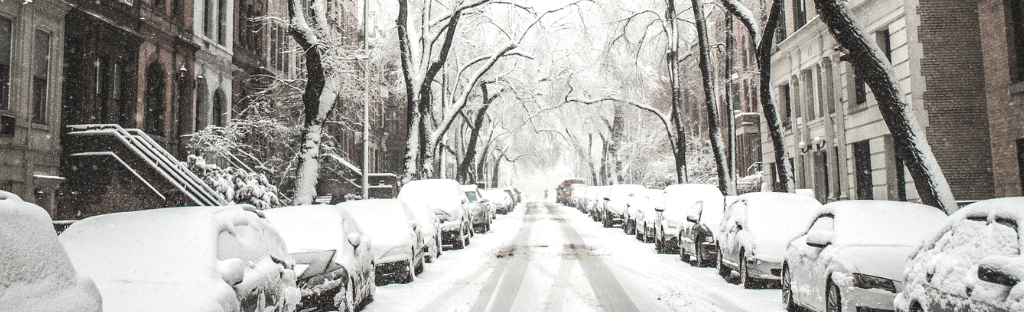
[185,155,283,209]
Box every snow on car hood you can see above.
[96,280,239,312]
[832,245,916,281]
[341,200,416,263]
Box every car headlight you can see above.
[852,273,897,293]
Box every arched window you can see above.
[144,62,165,135]
[212,89,225,127]
[195,77,208,130]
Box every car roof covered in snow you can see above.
[263,205,359,254]
[663,184,723,213]
[339,199,416,234]
[820,200,947,247]
[0,191,102,312]
[398,179,464,209]
[60,205,290,283]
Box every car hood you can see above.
[96,280,239,312]
[832,245,915,281]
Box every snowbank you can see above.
[0,191,102,312]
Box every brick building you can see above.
[762,0,995,203]
[977,0,1024,197]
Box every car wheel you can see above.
[826,281,842,312]
[679,241,690,262]
[909,302,923,312]
[654,231,663,253]
[740,254,756,289]
[436,238,443,258]
[416,252,425,274]
[464,226,471,246]
[693,242,703,267]
[782,265,797,312]
[603,212,612,228]
[717,249,730,278]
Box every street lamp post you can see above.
[361,0,370,199]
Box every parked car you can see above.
[263,205,376,312]
[461,184,493,233]
[398,179,472,249]
[583,185,603,217]
[639,190,665,243]
[625,189,663,236]
[894,197,1024,312]
[571,184,589,210]
[402,200,443,262]
[653,184,722,254]
[716,192,822,288]
[677,190,727,267]
[0,191,102,312]
[783,200,946,312]
[481,189,513,215]
[59,205,300,312]
[502,188,520,210]
[339,199,424,285]
[603,184,645,228]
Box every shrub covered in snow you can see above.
[185,155,283,209]
[0,191,102,312]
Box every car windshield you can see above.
[830,201,948,246]
[464,191,478,202]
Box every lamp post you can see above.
[361,0,370,199]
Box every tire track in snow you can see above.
[549,203,641,312]
[468,202,537,312]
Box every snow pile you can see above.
[735,171,763,194]
[0,191,102,312]
[185,155,282,209]
[896,198,1024,311]
[59,205,298,312]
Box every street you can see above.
[361,202,787,312]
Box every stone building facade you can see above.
[763,0,995,203]
[0,0,70,213]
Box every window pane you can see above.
[0,18,11,110]
[32,30,50,124]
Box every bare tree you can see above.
[810,0,957,213]
[720,0,795,192]
[691,0,735,195]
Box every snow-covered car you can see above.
[625,188,663,237]
[503,188,519,211]
[481,188,513,215]
[639,190,666,243]
[340,199,425,285]
[716,192,822,288]
[570,183,588,209]
[653,184,722,254]
[461,184,493,233]
[583,185,603,216]
[894,197,1024,312]
[783,200,946,312]
[402,199,443,262]
[603,184,645,228]
[0,191,103,312]
[59,205,300,312]
[398,179,471,249]
[678,190,727,267]
[262,205,376,311]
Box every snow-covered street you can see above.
[360,201,786,312]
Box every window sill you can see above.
[1007,81,1024,96]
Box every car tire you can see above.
[335,278,355,312]
[436,238,443,258]
[655,231,663,253]
[782,265,797,312]
[740,254,755,289]
[826,281,842,312]
[603,212,612,228]
[717,250,730,278]
[909,302,923,312]
[693,242,703,267]
[679,242,690,262]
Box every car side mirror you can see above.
[686,213,700,223]
[409,220,419,230]
[654,205,665,212]
[348,232,362,247]
[217,258,247,286]
[806,231,833,248]
[978,256,1021,287]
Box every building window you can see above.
[154,0,165,14]
[0,18,10,111]
[144,63,165,135]
[1017,138,1024,195]
[854,140,873,200]
[1011,0,1024,81]
[204,0,214,38]
[792,0,807,30]
[212,89,225,127]
[876,28,891,62]
[113,61,128,125]
[854,67,867,104]
[218,0,227,45]
[94,57,109,123]
[195,79,207,130]
[780,84,791,128]
[32,30,50,124]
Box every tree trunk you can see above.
[288,0,340,205]
[691,0,736,195]
[666,0,689,184]
[811,0,957,213]
[725,14,737,187]
[456,85,496,183]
